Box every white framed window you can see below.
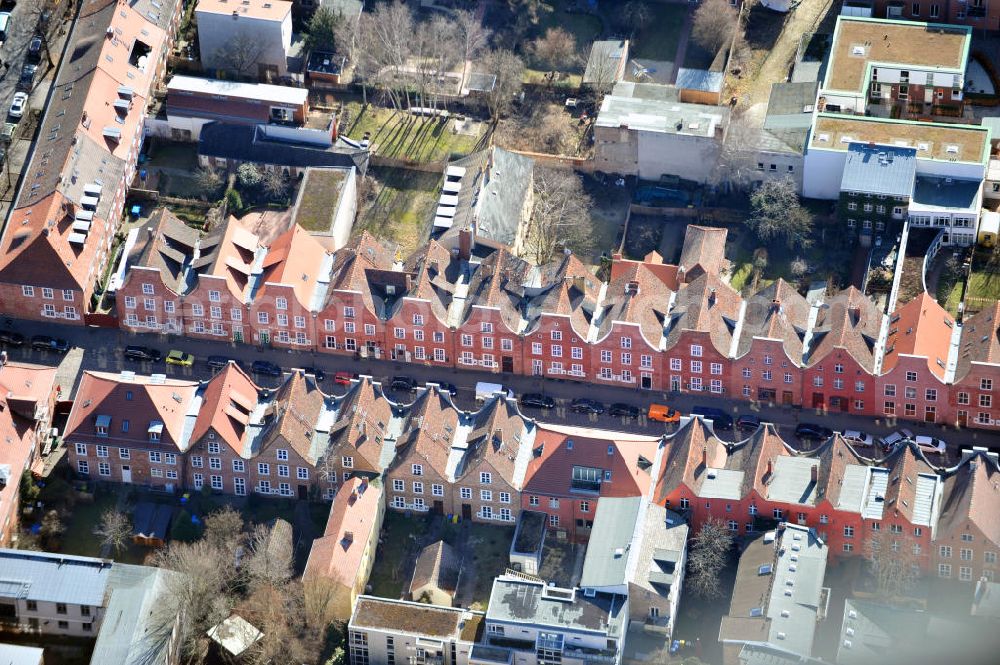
[393,479,405,492]
[22,285,34,297]
[480,472,492,484]
[432,484,444,496]
[412,464,423,476]
[77,460,89,474]
[258,463,270,475]
[481,489,492,501]
[412,481,423,494]
[460,487,472,499]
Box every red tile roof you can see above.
[598,259,675,347]
[937,450,1000,547]
[806,287,881,372]
[663,273,742,356]
[736,279,810,363]
[390,388,460,479]
[304,478,382,585]
[883,292,954,380]
[654,417,729,503]
[678,225,729,282]
[191,363,260,455]
[326,378,394,473]
[954,301,1000,381]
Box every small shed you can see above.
[132,502,173,547]
[207,614,263,659]
[979,211,999,247]
[409,540,461,606]
[676,68,724,106]
[509,510,547,575]
[583,40,629,91]
[307,51,347,85]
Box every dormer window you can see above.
[148,420,163,442]
[95,414,111,437]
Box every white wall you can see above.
[331,167,357,250]
[197,11,292,76]
[636,131,721,183]
[802,148,848,199]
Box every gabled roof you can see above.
[461,248,532,333]
[597,259,674,347]
[883,292,954,380]
[655,417,729,503]
[954,301,1000,381]
[409,540,461,596]
[65,371,199,451]
[122,208,201,294]
[663,273,742,356]
[528,253,600,339]
[736,279,810,363]
[198,122,369,173]
[0,362,57,422]
[807,434,871,511]
[304,478,382,586]
[880,441,940,527]
[455,397,529,488]
[326,378,395,473]
[678,226,729,282]
[401,240,459,324]
[524,424,660,499]
[442,147,533,247]
[727,424,797,499]
[937,449,1000,547]
[805,287,880,372]
[256,224,331,311]
[391,387,460,479]
[194,217,266,302]
[190,363,259,456]
[325,232,397,316]
[259,371,326,464]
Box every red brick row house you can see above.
[112,220,1000,430]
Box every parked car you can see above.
[427,380,458,396]
[30,335,69,353]
[8,92,27,119]
[206,355,235,370]
[736,414,762,432]
[648,403,681,423]
[842,430,877,448]
[17,63,37,91]
[333,371,354,386]
[794,423,833,440]
[299,366,325,382]
[123,345,161,362]
[914,435,947,455]
[251,360,282,377]
[570,398,604,414]
[0,330,24,346]
[608,402,640,418]
[27,35,42,62]
[691,406,733,430]
[520,393,555,409]
[390,376,418,392]
[879,428,914,452]
[166,350,194,366]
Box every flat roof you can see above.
[840,144,916,197]
[580,497,642,589]
[0,549,112,606]
[196,0,291,20]
[810,114,990,164]
[597,83,725,137]
[824,17,970,92]
[168,75,308,106]
[911,175,981,212]
[351,596,483,641]
[487,577,626,636]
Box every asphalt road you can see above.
[4,317,1000,461]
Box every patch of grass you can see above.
[535,1,603,45]
[59,489,147,564]
[631,3,688,61]
[296,169,348,232]
[524,68,583,88]
[343,103,482,163]
[465,523,515,608]
[369,512,433,599]
[355,166,441,256]
[965,248,1000,303]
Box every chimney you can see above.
[701,445,707,466]
[767,459,773,476]
[708,288,717,306]
[810,465,818,483]
[625,280,639,296]
[343,531,354,545]
[770,299,781,313]
[458,228,473,261]
[404,273,413,292]
[348,490,358,506]
[360,478,369,493]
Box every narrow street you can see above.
[3,316,998,458]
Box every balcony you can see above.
[563,646,618,665]
[471,645,513,665]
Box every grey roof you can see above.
[584,40,627,85]
[627,504,688,597]
[198,122,369,174]
[837,465,870,513]
[580,497,642,589]
[512,510,548,555]
[738,643,827,665]
[442,147,533,247]
[597,83,727,137]
[132,502,174,541]
[757,128,811,155]
[626,59,674,86]
[764,82,819,123]
[860,468,889,520]
[910,176,981,212]
[767,456,820,506]
[0,549,112,606]
[487,577,627,637]
[839,144,917,197]
[676,68,724,93]
[124,209,201,294]
[698,467,745,500]
[90,565,180,665]
[0,644,44,665]
[466,72,496,92]
[980,116,1000,137]
[911,473,938,526]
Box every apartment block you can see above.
[196,0,293,78]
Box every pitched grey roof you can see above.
[124,209,201,293]
[584,40,627,86]
[198,122,369,174]
[767,456,820,506]
[676,68,724,93]
[90,565,180,665]
[839,144,917,197]
[628,504,688,597]
[0,549,112,606]
[764,82,819,124]
[579,497,642,589]
[443,147,533,246]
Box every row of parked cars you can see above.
[0,331,70,353]
[122,345,324,380]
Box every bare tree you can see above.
[24,0,63,68]
[530,28,578,86]
[748,178,814,250]
[39,510,64,550]
[712,112,764,191]
[620,1,651,39]
[263,169,289,201]
[692,0,739,54]
[244,520,294,590]
[864,531,920,601]
[202,505,245,551]
[455,9,491,93]
[194,167,224,200]
[686,518,735,599]
[214,32,268,78]
[96,509,133,556]
[412,14,460,111]
[583,42,621,99]
[524,167,595,265]
[356,0,415,111]
[483,48,525,122]
[239,582,318,665]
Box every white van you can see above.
[0,13,12,43]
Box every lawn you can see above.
[295,168,349,232]
[369,511,434,599]
[355,165,441,256]
[342,102,483,163]
[144,140,200,171]
[963,248,1000,311]
[630,3,689,62]
[446,522,515,609]
[58,487,150,564]
[535,1,603,44]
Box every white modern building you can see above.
[196,0,293,78]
